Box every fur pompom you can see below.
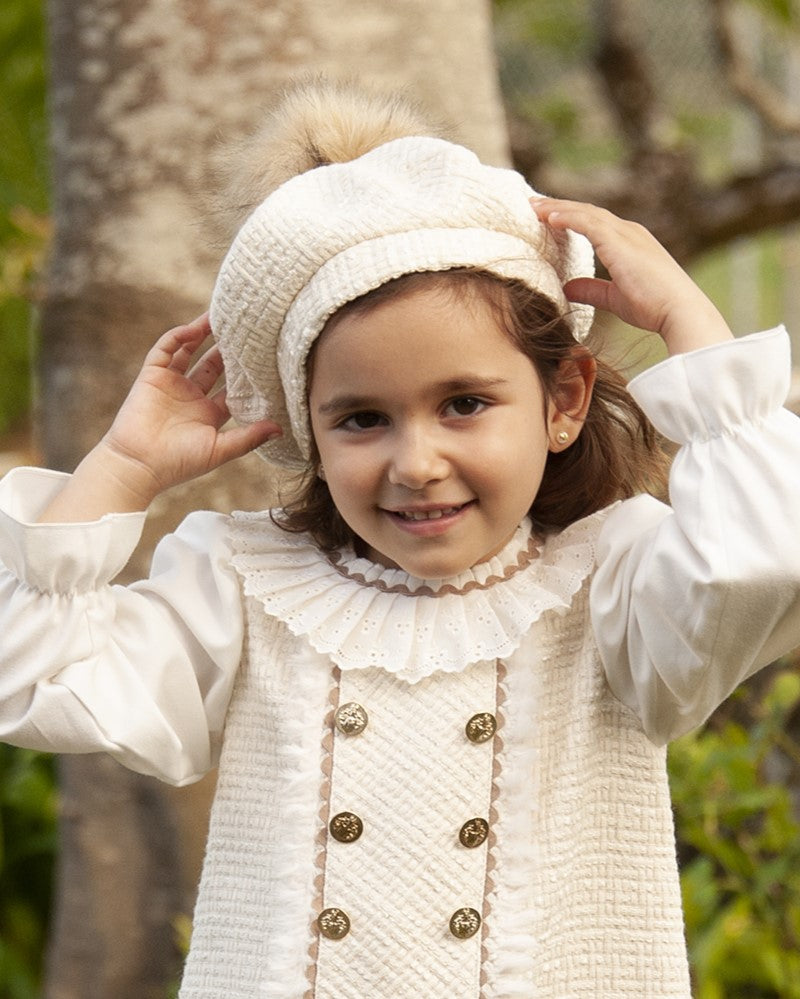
[211,76,444,242]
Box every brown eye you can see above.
[344,411,383,430]
[448,396,484,417]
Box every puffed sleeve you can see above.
[592,326,800,744]
[0,467,244,785]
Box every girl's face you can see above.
[308,284,577,578]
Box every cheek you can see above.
[322,447,379,497]
[479,423,549,498]
[477,411,549,464]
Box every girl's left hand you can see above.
[532,198,733,355]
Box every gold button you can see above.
[329,811,363,843]
[465,712,497,743]
[459,817,489,848]
[449,907,481,939]
[335,702,369,736]
[318,907,350,940]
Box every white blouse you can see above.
[1,327,799,788]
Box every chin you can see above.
[362,529,495,579]
[386,550,476,580]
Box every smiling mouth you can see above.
[391,504,468,521]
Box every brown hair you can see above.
[274,269,668,551]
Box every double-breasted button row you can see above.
[328,812,488,850]
[320,703,495,942]
[461,711,494,860]
[334,702,496,743]
[453,710,492,938]
[321,703,368,941]
[329,702,368,851]
[317,905,482,941]
[455,714,492,937]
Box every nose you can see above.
[387,426,449,489]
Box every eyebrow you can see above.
[315,376,509,416]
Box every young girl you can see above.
[2,80,800,998]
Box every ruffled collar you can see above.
[229,511,609,683]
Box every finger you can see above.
[167,314,213,374]
[531,196,591,224]
[144,314,212,372]
[207,386,233,427]
[211,420,283,467]
[563,276,614,311]
[531,195,609,217]
[207,387,261,429]
[532,198,626,241]
[187,344,225,394]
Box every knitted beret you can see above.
[209,135,595,469]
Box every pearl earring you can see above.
[556,431,569,445]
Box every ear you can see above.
[546,349,597,452]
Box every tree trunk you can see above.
[40,0,508,994]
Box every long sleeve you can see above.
[0,468,244,785]
[592,326,800,744]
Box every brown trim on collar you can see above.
[326,534,541,598]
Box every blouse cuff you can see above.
[627,326,791,444]
[0,467,146,593]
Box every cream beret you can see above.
[210,135,595,468]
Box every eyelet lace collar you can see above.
[229,512,609,683]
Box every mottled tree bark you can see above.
[41,0,508,994]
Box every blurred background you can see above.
[1,1,799,996]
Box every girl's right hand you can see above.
[38,315,282,523]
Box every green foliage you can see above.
[744,0,799,26]
[0,1,47,220]
[0,0,48,437]
[493,0,590,54]
[529,92,625,170]
[0,8,52,985]
[0,747,56,999]
[669,667,800,998]
[689,227,790,337]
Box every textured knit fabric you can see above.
[176,520,690,998]
[209,135,595,468]
[312,660,499,996]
